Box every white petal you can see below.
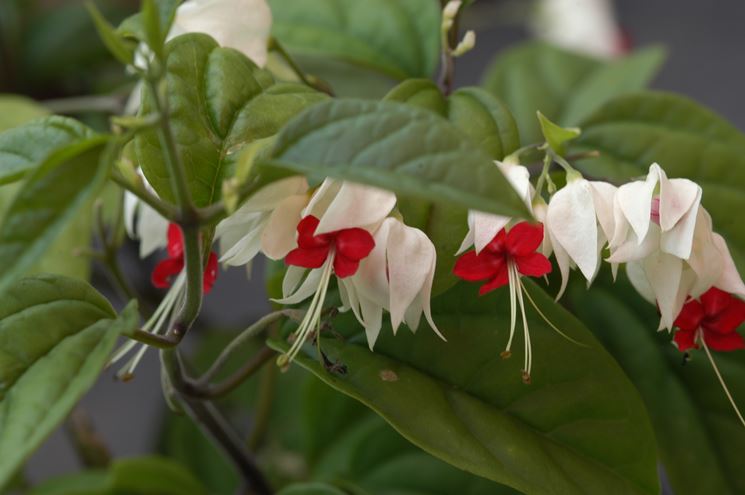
[658,177,701,232]
[626,261,655,304]
[172,0,272,67]
[497,161,533,207]
[219,220,265,266]
[386,221,435,332]
[123,191,139,238]
[240,176,308,213]
[216,211,266,260]
[261,195,307,260]
[273,267,323,305]
[713,233,745,297]
[302,179,341,218]
[607,224,661,263]
[359,294,384,350]
[546,179,598,281]
[686,208,723,296]
[282,265,307,298]
[659,185,701,259]
[642,251,683,330]
[136,203,169,258]
[616,165,658,243]
[417,249,445,340]
[455,225,475,255]
[472,211,510,254]
[549,229,572,300]
[315,182,397,234]
[353,219,393,308]
[589,181,617,241]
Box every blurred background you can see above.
[1,0,744,491]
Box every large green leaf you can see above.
[0,115,93,185]
[0,137,108,295]
[482,42,664,144]
[135,33,326,207]
[0,95,48,131]
[384,79,521,295]
[29,456,208,495]
[0,275,138,488]
[269,281,660,495]
[267,99,528,218]
[569,273,745,495]
[571,91,745,271]
[268,0,440,80]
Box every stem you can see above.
[42,95,125,115]
[269,38,334,96]
[161,349,273,494]
[198,311,290,385]
[111,171,179,221]
[533,152,556,200]
[66,407,112,468]
[186,346,276,399]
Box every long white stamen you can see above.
[514,264,532,382]
[520,282,587,348]
[281,255,334,365]
[503,261,518,358]
[700,333,745,428]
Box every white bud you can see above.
[443,0,462,20]
[452,30,476,57]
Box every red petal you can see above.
[478,264,509,295]
[700,287,733,318]
[297,216,331,249]
[704,330,745,352]
[334,228,375,261]
[152,257,184,289]
[674,298,705,332]
[506,222,544,256]
[202,252,219,294]
[673,327,698,352]
[285,246,330,269]
[515,252,552,278]
[485,229,507,254]
[167,223,184,258]
[705,297,745,334]
[334,254,360,278]
[453,251,504,281]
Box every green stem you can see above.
[42,95,126,115]
[186,346,276,399]
[198,311,290,385]
[533,152,554,200]
[161,349,273,495]
[269,38,334,96]
[247,363,278,451]
[167,225,203,340]
[111,171,179,220]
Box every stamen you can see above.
[513,263,532,384]
[520,282,587,348]
[278,255,335,367]
[502,260,517,359]
[699,332,745,428]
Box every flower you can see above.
[339,217,444,349]
[453,222,553,382]
[124,173,169,258]
[170,0,272,67]
[545,173,617,298]
[456,160,533,255]
[216,176,310,266]
[152,224,219,294]
[285,216,375,278]
[275,180,396,365]
[529,0,629,58]
[673,288,745,352]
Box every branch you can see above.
[269,37,334,96]
[110,170,179,221]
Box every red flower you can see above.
[673,287,745,352]
[152,224,219,294]
[453,222,552,295]
[285,216,375,278]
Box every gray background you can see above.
[24,0,745,491]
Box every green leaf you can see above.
[85,1,135,65]
[537,111,580,156]
[135,33,327,207]
[0,137,108,295]
[482,42,664,144]
[29,456,208,495]
[571,91,745,271]
[277,483,347,495]
[268,0,441,79]
[267,99,528,218]
[269,281,660,495]
[383,79,521,294]
[0,115,94,185]
[0,277,138,488]
[119,0,180,43]
[0,95,48,131]
[141,0,165,58]
[569,272,745,495]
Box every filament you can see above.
[700,333,745,428]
